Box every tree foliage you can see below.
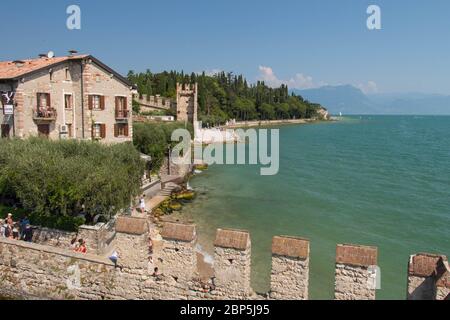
[127,70,324,126]
[133,122,194,173]
[0,139,144,231]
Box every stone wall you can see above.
[32,220,116,256]
[0,219,447,300]
[213,229,253,299]
[270,236,310,300]
[334,244,378,300]
[407,253,450,300]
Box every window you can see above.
[115,96,128,118]
[114,124,129,137]
[64,94,73,109]
[92,123,106,139]
[65,68,71,81]
[37,93,50,108]
[88,95,104,110]
[67,123,73,138]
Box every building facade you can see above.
[0,54,135,143]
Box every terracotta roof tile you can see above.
[214,228,250,250]
[408,253,447,277]
[161,222,196,242]
[0,55,88,80]
[272,236,310,259]
[336,244,378,267]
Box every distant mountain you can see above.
[292,85,450,115]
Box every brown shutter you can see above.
[36,93,40,108]
[123,97,128,111]
[100,124,106,139]
[114,124,118,137]
[124,124,129,137]
[88,95,93,110]
[100,96,105,110]
[47,93,51,107]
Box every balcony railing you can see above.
[33,107,57,121]
[115,109,129,119]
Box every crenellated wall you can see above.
[0,219,447,300]
[407,253,450,300]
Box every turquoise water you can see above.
[180,116,450,300]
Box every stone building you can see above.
[176,83,198,124]
[0,52,135,143]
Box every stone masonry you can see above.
[0,219,447,300]
[213,228,253,299]
[270,236,310,300]
[334,244,378,300]
[407,253,450,300]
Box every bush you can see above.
[133,122,193,172]
[0,138,145,231]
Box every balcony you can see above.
[115,109,129,120]
[33,107,57,122]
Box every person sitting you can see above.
[4,223,12,239]
[6,213,13,226]
[12,223,20,240]
[0,219,5,237]
[76,239,87,254]
[22,224,33,242]
[70,236,79,250]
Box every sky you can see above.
[1,0,450,95]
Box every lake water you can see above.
[180,116,450,299]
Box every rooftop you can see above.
[0,55,88,80]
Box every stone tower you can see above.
[176,83,198,124]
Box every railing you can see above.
[115,109,129,119]
[33,107,57,120]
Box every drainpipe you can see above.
[80,61,85,139]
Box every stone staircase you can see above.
[158,182,180,197]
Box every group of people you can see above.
[70,237,88,254]
[0,213,33,242]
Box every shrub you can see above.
[133,122,193,172]
[0,138,145,231]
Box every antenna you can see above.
[47,51,55,59]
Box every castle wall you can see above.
[270,236,310,300]
[213,229,253,299]
[334,244,378,300]
[0,220,447,301]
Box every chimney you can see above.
[68,50,78,56]
[38,54,47,59]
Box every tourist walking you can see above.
[139,195,146,213]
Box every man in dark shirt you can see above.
[22,224,33,242]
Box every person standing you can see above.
[139,195,146,214]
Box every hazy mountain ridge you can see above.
[292,86,450,115]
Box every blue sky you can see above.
[1,0,450,94]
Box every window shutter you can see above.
[100,96,105,110]
[91,125,95,139]
[88,95,93,110]
[36,93,40,107]
[124,97,128,111]
[114,124,118,137]
[101,124,106,139]
[47,93,51,107]
[124,124,129,137]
